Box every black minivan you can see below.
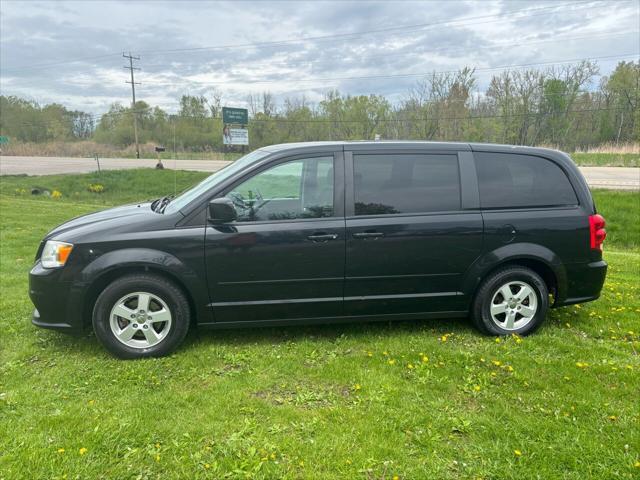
[30,141,607,358]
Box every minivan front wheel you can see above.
[93,274,190,359]
[472,266,548,336]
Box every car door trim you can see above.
[208,290,460,307]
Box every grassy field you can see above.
[0,171,639,479]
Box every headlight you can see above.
[41,241,74,268]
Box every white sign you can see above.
[223,127,249,146]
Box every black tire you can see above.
[92,274,190,359]
[471,266,549,336]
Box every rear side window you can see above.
[475,152,578,209]
[353,154,460,215]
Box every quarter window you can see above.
[227,156,334,222]
[475,152,578,208]
[353,154,461,215]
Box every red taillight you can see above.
[589,214,606,250]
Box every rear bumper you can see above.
[29,262,86,333]
[555,260,607,307]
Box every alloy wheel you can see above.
[109,291,172,348]
[489,281,538,331]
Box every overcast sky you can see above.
[1,0,638,114]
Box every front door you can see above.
[205,153,345,323]
[344,150,483,316]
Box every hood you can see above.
[46,202,154,240]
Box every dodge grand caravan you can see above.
[29,142,607,359]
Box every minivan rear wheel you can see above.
[472,266,548,336]
[92,274,190,359]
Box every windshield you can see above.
[163,149,271,214]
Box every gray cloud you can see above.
[1,0,637,113]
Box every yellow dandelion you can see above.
[421,355,429,363]
[576,362,589,368]
[393,476,400,480]
[506,365,514,372]
[634,460,640,468]
[88,400,95,406]
[367,351,373,357]
[608,415,617,421]
[514,449,522,457]
[407,363,414,369]
[79,447,87,455]
[155,454,160,462]
[495,337,501,343]
[270,452,276,460]
[353,383,362,391]
[492,360,502,367]
[57,448,65,454]
[388,359,396,365]
[473,385,481,392]
[440,335,448,342]
[346,459,352,465]
[204,463,210,469]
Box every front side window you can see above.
[226,156,334,222]
[163,148,271,214]
[475,152,578,208]
[353,154,461,215]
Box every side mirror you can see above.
[208,198,237,224]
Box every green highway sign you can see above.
[222,107,248,125]
[0,136,8,144]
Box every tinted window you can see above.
[228,156,334,222]
[475,152,577,208]
[353,154,460,215]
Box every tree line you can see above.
[1,61,637,151]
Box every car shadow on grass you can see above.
[38,315,480,359]
[184,315,474,350]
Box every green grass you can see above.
[0,172,639,479]
[571,153,639,167]
[592,190,640,250]
[0,169,209,206]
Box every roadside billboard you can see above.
[222,126,249,145]
[222,107,248,146]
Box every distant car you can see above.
[29,141,607,359]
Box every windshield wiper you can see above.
[156,195,175,213]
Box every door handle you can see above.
[307,233,338,242]
[353,232,384,239]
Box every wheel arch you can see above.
[463,243,567,308]
[78,248,208,328]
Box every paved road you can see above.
[1,155,638,190]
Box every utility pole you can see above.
[123,52,141,159]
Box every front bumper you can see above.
[29,261,85,333]
[555,259,607,307]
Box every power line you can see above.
[137,30,638,72]
[1,0,604,73]
[142,54,638,87]
[7,106,628,129]
[123,52,141,159]
[135,1,599,56]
